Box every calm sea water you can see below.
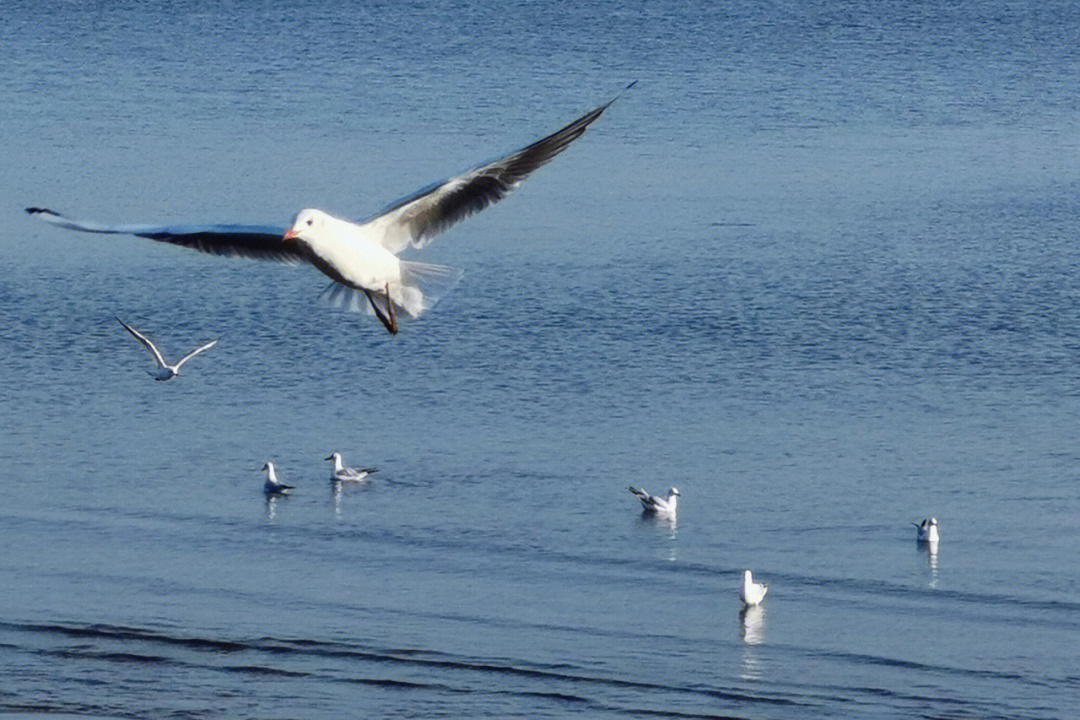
[3,1,1080,718]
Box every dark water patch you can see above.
[220,664,309,678]
[3,622,248,654]
[52,649,174,666]
[2,619,807,711]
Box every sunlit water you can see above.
[3,1,1080,718]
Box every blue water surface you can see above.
[3,1,1080,718]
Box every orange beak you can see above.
[283,229,298,241]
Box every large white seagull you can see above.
[27,82,634,334]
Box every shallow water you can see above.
[3,1,1080,718]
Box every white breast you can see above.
[308,217,402,289]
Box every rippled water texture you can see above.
[3,1,1080,718]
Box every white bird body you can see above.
[262,462,293,495]
[326,452,377,483]
[115,317,217,381]
[740,570,768,606]
[300,211,402,289]
[914,517,939,543]
[29,82,636,335]
[628,486,680,517]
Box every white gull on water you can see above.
[740,570,768,607]
[914,517,940,543]
[115,317,217,381]
[262,462,293,496]
[325,452,377,482]
[26,83,635,334]
[628,486,680,517]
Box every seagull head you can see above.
[929,517,938,526]
[261,462,274,473]
[325,452,340,462]
[668,488,681,497]
[284,208,326,242]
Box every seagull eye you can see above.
[306,219,314,226]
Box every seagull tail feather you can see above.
[397,261,464,317]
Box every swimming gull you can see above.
[27,82,636,334]
[740,570,768,607]
[115,316,217,381]
[262,462,294,496]
[913,517,939,543]
[325,452,377,482]
[628,486,680,517]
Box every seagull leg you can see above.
[383,283,398,335]
[364,288,399,335]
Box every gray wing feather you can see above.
[27,207,302,264]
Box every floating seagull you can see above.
[27,82,636,335]
[325,452,377,482]
[262,462,294,496]
[913,517,939,543]
[628,486,680,517]
[740,570,768,607]
[115,317,217,381]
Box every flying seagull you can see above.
[115,316,217,381]
[262,462,293,496]
[740,570,768,607]
[913,517,939,543]
[27,82,636,334]
[325,452,377,482]
[628,486,680,517]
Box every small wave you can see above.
[1,619,805,716]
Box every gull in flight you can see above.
[27,82,636,334]
[913,517,939,543]
[115,317,217,381]
[740,570,768,607]
[325,452,377,482]
[262,462,294,496]
[628,486,680,517]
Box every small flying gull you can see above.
[628,486,680,517]
[262,462,293,496]
[325,452,377,482]
[115,316,217,381]
[27,82,636,334]
[913,517,939,543]
[740,570,768,607]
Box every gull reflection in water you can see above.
[264,493,286,520]
[331,477,374,517]
[739,605,766,681]
[740,604,766,645]
[332,480,343,516]
[920,539,940,588]
[639,512,679,561]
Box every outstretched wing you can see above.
[115,317,167,368]
[174,339,219,370]
[26,207,302,263]
[362,81,636,254]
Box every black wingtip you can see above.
[26,207,49,215]
[599,80,638,112]
[604,80,635,107]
